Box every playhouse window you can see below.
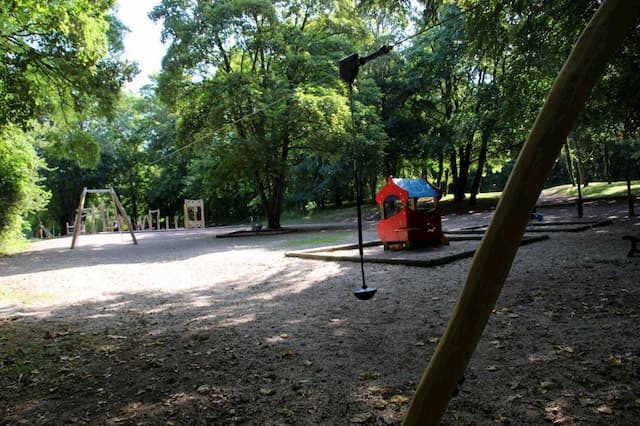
[416,197,437,212]
[383,195,403,218]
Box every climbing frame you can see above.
[70,188,137,249]
[184,199,205,229]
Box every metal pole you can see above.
[350,84,368,290]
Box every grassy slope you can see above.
[281,180,639,224]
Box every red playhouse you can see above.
[375,176,445,249]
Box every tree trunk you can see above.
[602,141,611,184]
[449,150,458,200]
[334,188,342,207]
[564,143,575,186]
[369,174,377,204]
[402,2,640,424]
[469,129,490,206]
[434,150,444,187]
[453,142,472,202]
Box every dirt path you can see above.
[1,200,639,424]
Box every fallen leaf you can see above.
[608,356,623,367]
[373,400,387,409]
[428,337,440,344]
[596,405,612,414]
[367,386,388,395]
[282,349,294,358]
[303,360,313,367]
[279,333,290,339]
[486,365,499,371]
[276,407,294,417]
[389,395,409,405]
[558,346,575,354]
[414,341,425,346]
[196,385,209,394]
[350,412,372,423]
[259,388,275,396]
[540,381,553,389]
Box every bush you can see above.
[0,126,50,253]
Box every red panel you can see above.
[376,206,443,244]
[375,176,443,246]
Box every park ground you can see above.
[1,198,639,424]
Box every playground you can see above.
[1,199,639,424]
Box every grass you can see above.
[540,180,640,199]
[278,231,350,249]
[0,238,29,257]
[279,180,639,223]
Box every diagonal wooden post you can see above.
[403,1,640,424]
[111,189,138,245]
[70,187,88,249]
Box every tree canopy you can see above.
[2,0,639,248]
[0,0,135,250]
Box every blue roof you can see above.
[393,178,440,198]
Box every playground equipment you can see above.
[70,188,137,249]
[141,209,161,230]
[340,50,391,301]
[375,176,444,250]
[184,199,205,228]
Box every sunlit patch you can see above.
[265,333,290,344]
[218,313,255,327]
[189,295,214,307]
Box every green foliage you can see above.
[152,0,383,228]
[0,126,50,252]
[0,0,136,128]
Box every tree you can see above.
[152,0,375,228]
[0,1,135,245]
[0,0,136,128]
[0,127,50,250]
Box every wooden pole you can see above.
[111,189,138,245]
[70,188,88,249]
[403,2,640,424]
[627,177,636,217]
[577,177,584,218]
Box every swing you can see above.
[339,46,392,301]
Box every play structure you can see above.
[375,176,444,249]
[70,188,137,249]
[140,209,161,230]
[184,199,205,228]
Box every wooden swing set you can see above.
[70,188,137,249]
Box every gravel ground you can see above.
[0,199,639,424]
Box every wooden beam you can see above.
[403,2,640,424]
[111,189,138,245]
[85,189,113,194]
[70,188,87,249]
